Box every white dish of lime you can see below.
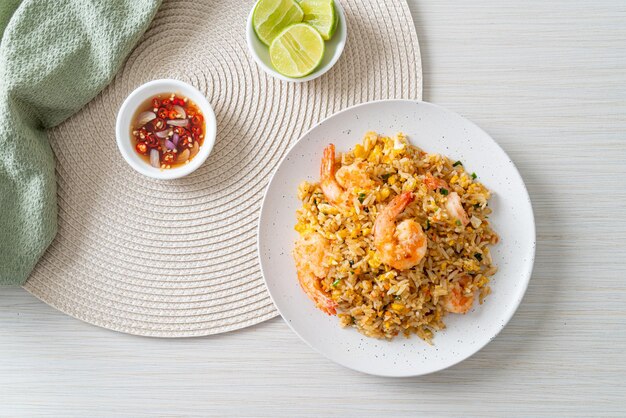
[246,0,347,82]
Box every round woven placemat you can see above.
[24,0,422,337]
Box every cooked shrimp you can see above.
[446,192,469,227]
[335,162,375,190]
[424,173,448,190]
[320,144,374,209]
[423,173,469,226]
[293,232,337,315]
[373,192,428,270]
[320,144,352,209]
[443,275,475,314]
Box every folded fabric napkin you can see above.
[0,0,161,285]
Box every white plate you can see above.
[258,100,535,376]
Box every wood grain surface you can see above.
[1,0,625,416]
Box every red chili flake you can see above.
[157,108,168,119]
[172,98,184,106]
[173,127,187,136]
[191,114,203,126]
[168,110,178,119]
[135,142,148,155]
[162,99,171,107]
[191,126,202,138]
[145,133,159,148]
[152,98,161,108]
[162,152,175,164]
[153,118,166,130]
[179,136,191,148]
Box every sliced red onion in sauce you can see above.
[164,139,176,150]
[150,149,160,168]
[166,119,189,127]
[137,111,156,127]
[172,133,180,146]
[155,128,172,138]
[172,105,186,119]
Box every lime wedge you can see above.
[253,0,304,46]
[299,0,337,40]
[270,23,325,78]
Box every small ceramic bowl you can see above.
[246,0,347,83]
[116,79,217,180]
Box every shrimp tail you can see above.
[424,173,448,190]
[314,292,338,315]
[388,192,415,217]
[321,144,336,179]
[320,143,350,209]
[297,271,337,315]
[310,279,337,315]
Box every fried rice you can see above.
[293,131,499,342]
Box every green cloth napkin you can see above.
[0,0,161,285]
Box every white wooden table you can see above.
[2,1,625,416]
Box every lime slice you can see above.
[299,0,337,40]
[253,0,304,46]
[270,23,325,78]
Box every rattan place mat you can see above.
[23,0,422,337]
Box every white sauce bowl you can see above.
[116,79,216,180]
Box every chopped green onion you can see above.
[348,260,354,267]
[456,219,462,226]
[350,270,354,275]
[474,203,480,209]
[332,278,341,287]
[381,173,392,180]
[424,219,431,230]
[474,253,483,261]
[358,193,366,203]
[453,161,463,167]
[439,188,449,195]
[395,295,402,300]
[471,172,477,179]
